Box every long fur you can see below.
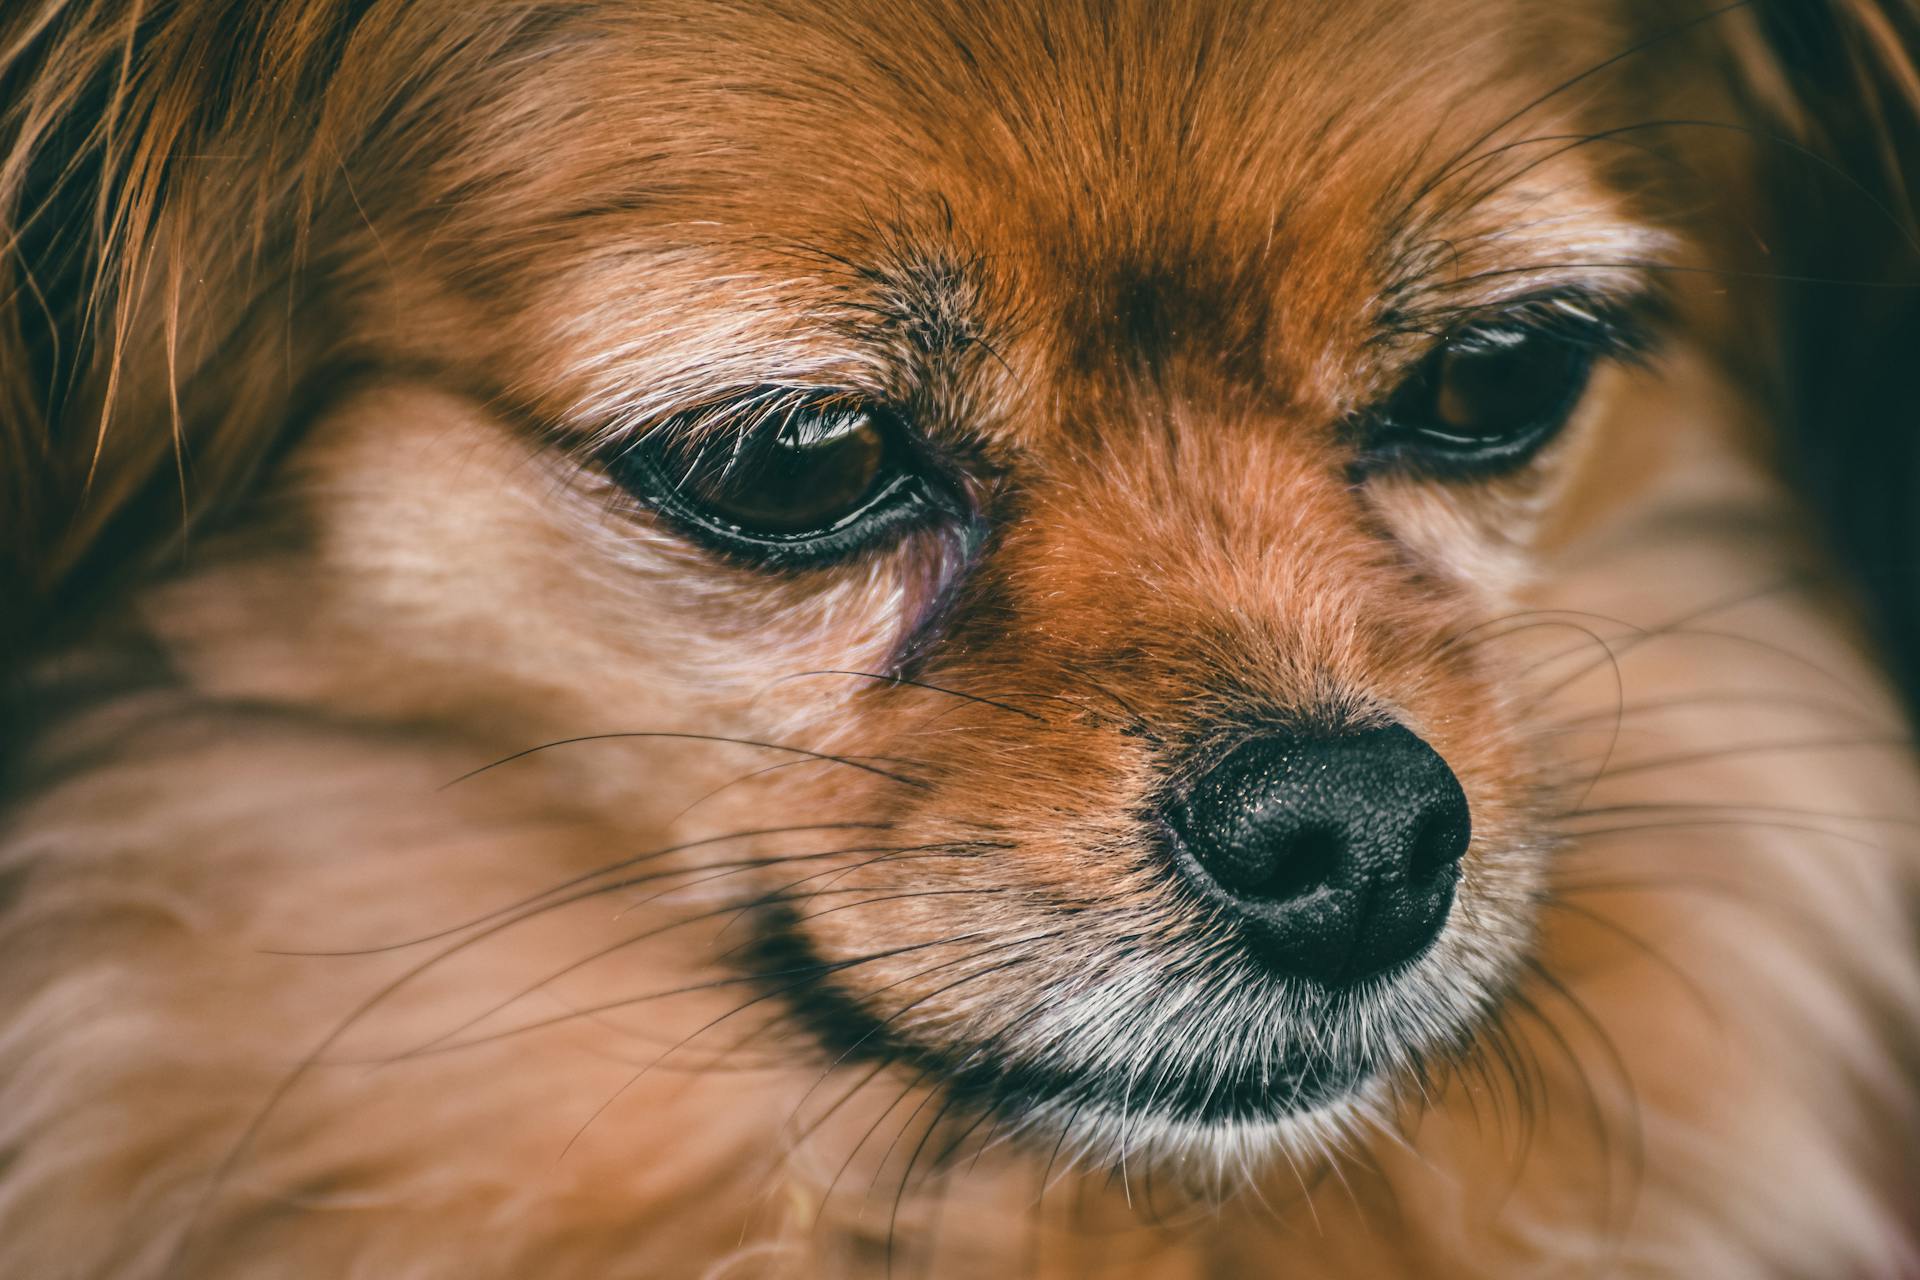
[3,2,1919,1276]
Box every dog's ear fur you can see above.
[1715,0,1920,695]
[0,3,255,663]
[0,6,85,656]
[0,3,381,671]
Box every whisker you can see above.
[1551,626,1881,710]
[665,759,908,827]
[1503,578,1835,709]
[281,840,978,1054]
[820,1066,941,1221]
[873,1076,957,1265]
[623,841,998,923]
[404,845,995,1055]
[1552,873,1797,910]
[1439,606,1643,654]
[380,889,1018,1061]
[1429,118,1918,255]
[1403,0,1754,211]
[794,951,1060,1214]
[439,730,933,791]
[197,845,1000,1231]
[263,823,890,955]
[705,846,1009,945]
[1052,659,1162,743]
[1566,816,1910,851]
[522,985,802,1072]
[1513,961,1642,1246]
[1563,800,1920,827]
[782,930,1070,1141]
[1536,897,1722,1024]
[1438,258,1920,293]
[768,668,1048,723]
[1583,733,1915,782]
[783,1057,893,1157]
[1536,690,1896,736]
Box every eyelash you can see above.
[1472,293,1653,352]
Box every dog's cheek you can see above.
[1363,475,1544,606]
[1361,363,1648,605]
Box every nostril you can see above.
[1249,824,1342,903]
[1194,818,1344,903]
[1409,794,1471,880]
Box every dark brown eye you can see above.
[1428,332,1588,441]
[679,407,888,535]
[1372,323,1600,474]
[614,395,961,567]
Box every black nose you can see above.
[1165,725,1470,986]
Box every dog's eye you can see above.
[675,408,887,534]
[613,396,958,566]
[1370,321,1603,474]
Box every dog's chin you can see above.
[746,902,1498,1172]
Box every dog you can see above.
[3,1,1919,1275]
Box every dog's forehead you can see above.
[508,0,1648,449]
[600,1,1554,257]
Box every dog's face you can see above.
[11,1,1920,1271]
[141,0,1703,1161]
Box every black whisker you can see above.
[1584,733,1914,783]
[1441,258,1920,293]
[1052,659,1162,743]
[1507,969,1632,1251]
[559,936,1044,1167]
[1565,815,1907,856]
[1402,0,1754,212]
[1536,897,1722,1025]
[1434,117,1919,256]
[770,668,1048,723]
[1565,799,1920,826]
[263,823,890,955]
[383,889,1018,1062]
[664,758,909,826]
[809,950,1057,1214]
[439,730,932,791]
[782,930,1069,1134]
[1537,690,1895,736]
[401,845,995,1056]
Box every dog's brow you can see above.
[810,243,999,366]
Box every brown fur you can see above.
[3,2,1919,1276]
